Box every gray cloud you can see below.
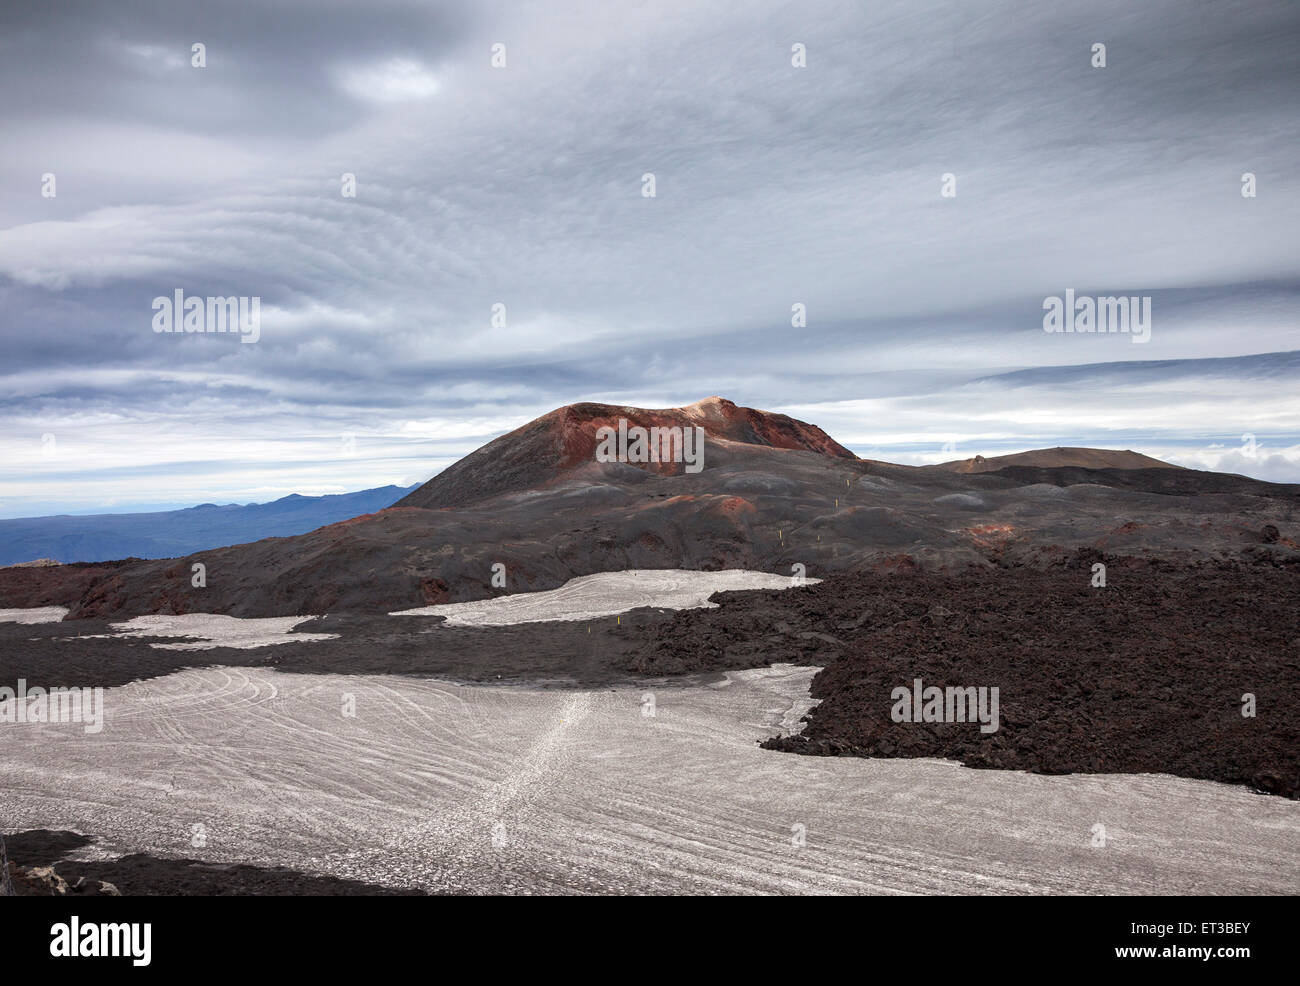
[1,0,1297,516]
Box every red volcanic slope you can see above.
[396,396,857,510]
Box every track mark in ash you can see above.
[3,666,1297,895]
[379,690,596,893]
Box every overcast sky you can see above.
[1,0,1297,517]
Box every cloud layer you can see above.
[1,0,1298,516]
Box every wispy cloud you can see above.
[1,0,1297,516]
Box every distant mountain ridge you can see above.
[0,485,415,566]
[930,447,1179,474]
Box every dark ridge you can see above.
[991,465,1300,498]
[4,830,425,896]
